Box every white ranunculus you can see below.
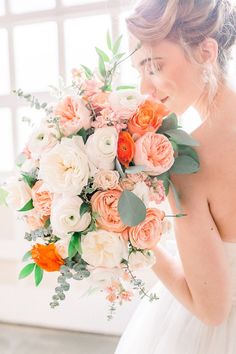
[132,181,150,206]
[128,250,156,271]
[51,195,91,237]
[27,123,59,160]
[87,266,123,290]
[20,158,39,173]
[39,136,90,196]
[86,127,118,170]
[109,90,143,116]
[81,230,128,268]
[4,176,32,211]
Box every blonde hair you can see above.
[126,0,236,112]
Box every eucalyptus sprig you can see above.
[13,89,53,115]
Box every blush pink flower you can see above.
[91,189,127,233]
[25,210,49,231]
[31,180,53,216]
[149,179,166,204]
[134,132,175,175]
[123,208,165,249]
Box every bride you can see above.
[115,0,236,353]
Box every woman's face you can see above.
[130,37,205,115]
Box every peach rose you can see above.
[93,170,120,190]
[123,208,165,249]
[31,180,53,216]
[25,210,49,231]
[54,95,91,136]
[134,132,175,175]
[128,100,169,137]
[91,189,127,232]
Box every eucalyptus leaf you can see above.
[22,250,32,262]
[18,199,34,212]
[118,190,146,227]
[115,158,125,178]
[165,129,200,147]
[170,155,200,175]
[19,263,35,279]
[157,113,178,133]
[156,171,170,196]
[168,178,183,212]
[116,85,136,90]
[177,145,200,163]
[35,265,44,286]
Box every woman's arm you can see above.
[151,172,233,326]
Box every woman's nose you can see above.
[140,76,156,97]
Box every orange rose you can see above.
[31,243,64,272]
[122,208,165,249]
[91,189,127,233]
[117,131,135,167]
[31,180,53,216]
[128,100,169,137]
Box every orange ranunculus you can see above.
[31,243,64,272]
[128,100,169,137]
[117,131,135,168]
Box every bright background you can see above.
[0,0,235,336]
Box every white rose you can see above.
[81,230,128,268]
[55,238,70,259]
[109,90,143,117]
[93,170,120,190]
[4,176,32,211]
[39,136,90,196]
[132,181,150,206]
[86,127,118,170]
[27,124,59,160]
[51,195,91,237]
[128,250,156,271]
[87,266,123,290]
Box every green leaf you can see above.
[125,165,145,174]
[35,265,44,286]
[156,171,170,196]
[19,263,35,279]
[73,232,82,255]
[68,233,82,258]
[177,145,200,163]
[21,172,37,188]
[157,113,178,133]
[16,153,26,168]
[77,127,88,143]
[114,52,126,61]
[168,178,183,212]
[22,250,32,262]
[0,187,8,206]
[116,85,136,90]
[170,139,178,152]
[118,190,146,227]
[112,34,123,55]
[170,155,200,175]
[80,202,90,217]
[106,30,112,51]
[44,218,50,228]
[98,55,106,78]
[80,64,93,79]
[165,129,200,147]
[95,47,110,62]
[18,199,34,212]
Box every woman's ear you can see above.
[198,37,218,64]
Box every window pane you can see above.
[9,0,56,14]
[62,0,104,5]
[16,106,43,154]
[0,0,5,16]
[14,22,59,92]
[119,12,140,86]
[0,109,14,171]
[64,15,111,81]
[0,29,10,95]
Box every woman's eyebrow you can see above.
[139,57,163,67]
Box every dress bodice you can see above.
[222,241,236,305]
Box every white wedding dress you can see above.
[115,240,236,354]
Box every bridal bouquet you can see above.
[0,32,200,319]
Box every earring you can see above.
[202,63,212,84]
